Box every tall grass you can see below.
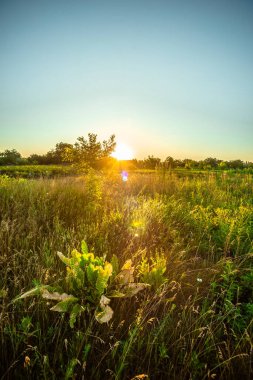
[0,171,252,379]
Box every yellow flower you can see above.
[104,262,113,277]
[24,356,30,368]
[121,259,133,270]
[71,249,82,260]
[130,375,149,380]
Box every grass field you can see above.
[0,165,75,178]
[1,164,253,179]
[0,171,252,379]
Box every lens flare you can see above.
[121,171,128,182]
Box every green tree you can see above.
[219,161,228,170]
[183,158,198,169]
[27,153,54,165]
[144,155,161,170]
[47,142,74,164]
[228,160,244,169]
[66,133,116,170]
[203,157,218,169]
[164,156,174,169]
[0,149,22,165]
[173,159,184,168]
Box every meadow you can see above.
[0,170,252,379]
[0,165,75,178]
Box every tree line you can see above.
[0,133,252,170]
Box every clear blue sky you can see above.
[1,0,252,160]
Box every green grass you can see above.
[0,171,252,379]
[1,164,252,179]
[0,165,75,178]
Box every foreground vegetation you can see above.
[0,171,252,379]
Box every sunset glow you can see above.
[0,1,252,161]
[111,143,134,161]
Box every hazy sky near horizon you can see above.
[1,0,253,160]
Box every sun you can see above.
[111,143,134,161]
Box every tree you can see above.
[183,158,198,169]
[27,153,49,165]
[164,156,174,169]
[219,161,228,170]
[228,160,244,169]
[203,157,218,169]
[173,159,184,168]
[46,142,74,164]
[66,133,116,170]
[131,159,145,169]
[144,155,161,170]
[0,149,22,165]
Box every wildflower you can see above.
[131,374,149,380]
[24,356,30,368]
[197,277,203,283]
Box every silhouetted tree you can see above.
[164,156,174,169]
[65,133,116,170]
[144,155,161,169]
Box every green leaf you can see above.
[42,289,74,301]
[83,343,91,361]
[20,316,32,332]
[57,251,70,265]
[0,288,8,298]
[86,263,98,286]
[65,358,80,380]
[95,262,113,296]
[69,303,84,328]
[81,241,89,254]
[121,283,150,297]
[50,297,79,312]
[111,254,119,275]
[14,285,48,301]
[107,290,126,298]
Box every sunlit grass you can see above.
[0,171,252,379]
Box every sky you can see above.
[0,0,253,161]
